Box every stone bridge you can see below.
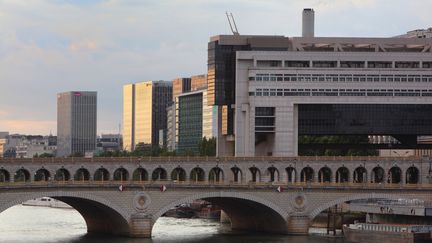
[1,156,432,238]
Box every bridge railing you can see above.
[2,180,432,190]
[0,155,426,164]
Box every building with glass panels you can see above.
[57,91,97,157]
[122,81,172,151]
[208,10,432,157]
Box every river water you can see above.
[0,205,344,243]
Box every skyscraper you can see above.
[123,81,172,151]
[57,91,97,157]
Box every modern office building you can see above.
[57,91,97,157]
[166,74,216,153]
[208,9,432,157]
[123,81,172,151]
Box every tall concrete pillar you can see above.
[129,214,153,238]
[287,215,310,235]
[274,104,298,156]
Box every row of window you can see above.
[256,60,432,69]
[250,88,432,97]
[250,73,432,83]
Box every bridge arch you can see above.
[300,166,314,182]
[14,168,30,182]
[318,166,332,183]
[54,168,70,181]
[388,166,402,184]
[353,167,367,183]
[94,168,110,181]
[152,167,167,181]
[74,168,90,181]
[0,191,131,236]
[371,166,385,183]
[249,166,261,182]
[154,191,289,234]
[171,167,186,181]
[190,167,205,182]
[336,166,349,183]
[132,167,148,181]
[406,166,419,184]
[309,193,421,220]
[0,168,10,182]
[34,168,50,181]
[209,167,224,183]
[286,166,296,183]
[113,167,129,181]
[231,166,242,183]
[266,166,280,182]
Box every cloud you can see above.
[69,39,98,52]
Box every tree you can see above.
[198,137,216,156]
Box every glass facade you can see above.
[134,82,153,146]
[298,104,432,136]
[122,84,134,150]
[177,93,203,153]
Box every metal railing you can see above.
[2,180,432,190]
[0,155,426,164]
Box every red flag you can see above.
[276,186,283,193]
[160,185,167,192]
[119,185,124,192]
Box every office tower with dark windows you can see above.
[57,91,97,157]
[123,81,172,151]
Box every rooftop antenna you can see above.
[226,12,240,35]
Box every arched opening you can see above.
[14,168,30,182]
[388,166,402,184]
[54,168,70,181]
[353,167,367,183]
[371,166,385,183]
[209,167,224,183]
[190,167,205,183]
[152,168,167,181]
[94,168,110,181]
[286,167,296,183]
[406,166,419,184]
[266,166,279,182]
[0,194,131,238]
[249,167,261,182]
[0,169,10,182]
[132,167,148,181]
[231,167,242,183]
[113,168,129,181]
[171,167,186,181]
[336,167,349,183]
[318,167,332,183]
[300,167,314,182]
[74,168,90,181]
[154,194,288,236]
[34,168,50,182]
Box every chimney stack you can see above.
[302,8,315,37]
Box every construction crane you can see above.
[226,12,240,35]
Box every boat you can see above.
[343,223,432,243]
[22,197,72,209]
[196,204,221,220]
[163,204,196,218]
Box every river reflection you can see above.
[0,205,344,243]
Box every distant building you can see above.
[166,104,176,152]
[172,78,191,101]
[396,28,432,38]
[15,135,57,158]
[96,134,122,152]
[123,81,172,151]
[57,91,97,157]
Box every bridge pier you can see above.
[287,215,310,235]
[129,213,153,238]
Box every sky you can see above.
[0,0,431,135]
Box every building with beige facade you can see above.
[123,81,172,151]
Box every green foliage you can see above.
[298,135,378,156]
[198,137,216,156]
